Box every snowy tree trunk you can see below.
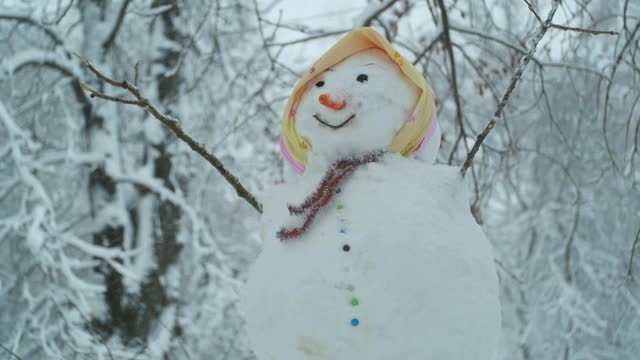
[78,0,186,347]
[127,0,185,344]
[76,0,133,340]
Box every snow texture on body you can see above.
[243,155,501,360]
[243,40,500,359]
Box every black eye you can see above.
[315,80,325,88]
[357,74,368,82]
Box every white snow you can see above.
[243,155,501,360]
[1,49,79,77]
[26,205,46,253]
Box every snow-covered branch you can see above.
[0,11,64,46]
[76,56,263,213]
[523,0,620,36]
[461,0,561,177]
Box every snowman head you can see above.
[281,28,439,175]
[295,48,418,163]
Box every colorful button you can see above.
[340,229,347,234]
[351,297,359,306]
[337,204,344,210]
[351,318,360,327]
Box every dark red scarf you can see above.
[277,151,384,241]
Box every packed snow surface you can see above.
[242,154,501,360]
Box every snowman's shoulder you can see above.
[354,156,472,213]
[367,154,457,175]
[366,155,466,190]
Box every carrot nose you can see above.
[319,93,346,110]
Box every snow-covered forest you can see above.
[0,0,638,359]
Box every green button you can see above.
[351,298,359,306]
[337,204,344,210]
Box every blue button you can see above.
[351,318,359,327]
[340,229,347,234]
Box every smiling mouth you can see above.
[313,113,356,129]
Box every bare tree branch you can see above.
[436,0,467,143]
[449,25,530,57]
[102,0,132,53]
[362,0,401,26]
[63,296,115,360]
[0,343,22,360]
[523,0,619,36]
[53,0,74,25]
[268,29,348,47]
[413,32,443,65]
[0,13,64,45]
[602,19,640,172]
[628,226,640,279]
[76,55,263,213]
[80,82,143,105]
[253,0,281,70]
[461,0,561,177]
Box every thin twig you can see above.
[74,53,122,87]
[267,29,348,47]
[436,0,467,142]
[602,19,640,172]
[63,295,115,360]
[54,0,74,25]
[461,0,561,177]
[76,55,263,213]
[523,0,619,36]
[362,0,401,26]
[449,25,530,57]
[412,32,443,65]
[134,61,140,86]
[253,0,276,69]
[627,226,640,278]
[0,343,22,360]
[549,23,619,36]
[0,14,64,45]
[102,0,132,53]
[79,83,143,105]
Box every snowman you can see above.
[242,28,501,360]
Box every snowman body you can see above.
[242,38,501,359]
[243,155,501,360]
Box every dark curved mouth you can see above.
[313,113,355,129]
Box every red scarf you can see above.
[277,151,383,241]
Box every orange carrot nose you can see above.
[319,93,346,110]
